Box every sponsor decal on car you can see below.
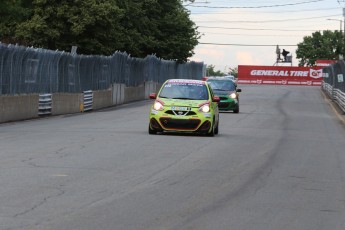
[171,106,191,111]
[151,109,159,115]
[167,79,205,85]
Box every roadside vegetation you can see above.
[296,30,345,66]
[0,0,199,63]
[206,65,238,78]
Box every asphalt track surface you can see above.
[1,85,345,230]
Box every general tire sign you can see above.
[238,65,324,86]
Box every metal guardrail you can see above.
[334,88,345,113]
[322,82,333,98]
[322,61,345,113]
[38,93,52,115]
[83,90,93,112]
[322,82,345,113]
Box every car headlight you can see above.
[230,93,237,99]
[153,101,164,111]
[199,104,210,113]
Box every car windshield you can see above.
[207,80,236,91]
[159,82,209,100]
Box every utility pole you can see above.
[343,8,345,34]
[335,1,345,59]
[337,1,345,33]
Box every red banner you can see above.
[238,65,324,86]
[315,60,336,67]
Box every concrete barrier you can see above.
[0,94,39,123]
[93,89,112,110]
[112,84,125,105]
[123,84,145,103]
[52,93,83,115]
[0,82,164,124]
[145,81,162,98]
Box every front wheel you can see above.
[207,119,215,137]
[207,127,214,136]
[148,125,157,134]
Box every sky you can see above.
[185,0,345,73]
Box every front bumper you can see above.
[218,97,239,111]
[149,108,214,133]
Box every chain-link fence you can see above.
[322,60,345,112]
[0,43,205,95]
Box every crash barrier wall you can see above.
[238,65,323,86]
[52,93,83,116]
[0,82,161,123]
[0,43,204,96]
[322,61,345,113]
[0,94,39,123]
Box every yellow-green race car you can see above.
[148,79,220,136]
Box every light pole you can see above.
[327,18,345,60]
[327,18,343,33]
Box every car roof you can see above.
[206,77,233,81]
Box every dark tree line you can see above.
[0,0,199,63]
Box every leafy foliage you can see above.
[228,67,238,78]
[206,65,225,76]
[116,0,199,62]
[0,0,33,43]
[15,0,124,55]
[0,0,199,62]
[296,30,345,66]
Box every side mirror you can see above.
[236,89,242,92]
[212,96,220,102]
[149,93,157,99]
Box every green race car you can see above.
[206,77,242,113]
[148,79,220,136]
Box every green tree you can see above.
[116,0,199,62]
[206,65,225,76]
[15,0,124,55]
[0,0,33,43]
[114,0,161,57]
[3,0,199,62]
[154,0,199,62]
[296,30,344,66]
[228,67,238,78]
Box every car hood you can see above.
[212,90,235,96]
[158,98,208,107]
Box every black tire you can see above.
[207,127,214,136]
[148,125,157,134]
[214,120,219,135]
[207,120,215,137]
[233,107,239,113]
